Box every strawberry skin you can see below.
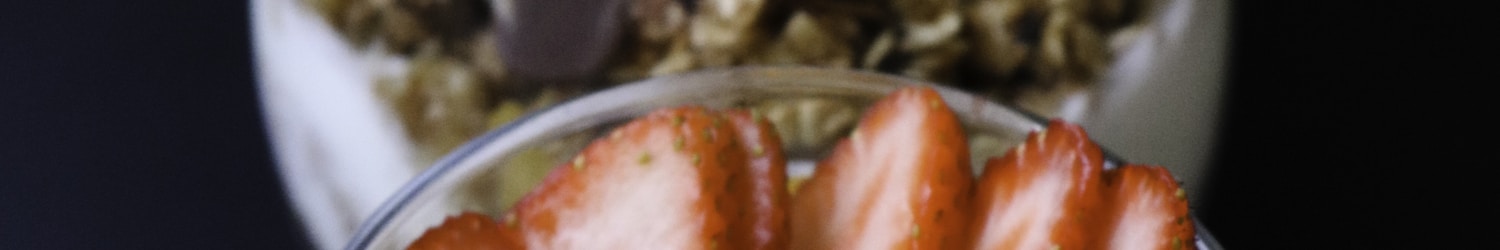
[970,120,1108,250]
[790,86,973,250]
[722,109,792,250]
[407,212,522,250]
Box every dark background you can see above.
[0,1,1484,249]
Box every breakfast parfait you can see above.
[286,0,1188,248]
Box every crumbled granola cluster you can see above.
[304,0,1156,167]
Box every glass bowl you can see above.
[344,66,1221,249]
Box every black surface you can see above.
[0,1,309,249]
[1199,1,1486,249]
[0,0,1487,249]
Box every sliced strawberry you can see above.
[407,212,522,250]
[789,86,973,249]
[508,106,744,249]
[722,109,791,250]
[1102,164,1196,250]
[969,120,1108,250]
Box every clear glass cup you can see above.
[344,66,1221,249]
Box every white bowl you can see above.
[249,0,1228,248]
